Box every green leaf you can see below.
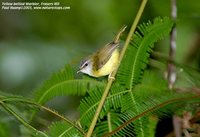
[79,84,125,129]
[106,93,200,137]
[117,17,174,89]
[0,94,84,137]
[46,121,83,137]
[110,71,197,137]
[94,111,124,137]
[79,17,174,136]
[115,22,175,135]
[117,71,167,137]
[34,65,105,105]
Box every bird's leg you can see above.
[108,72,115,81]
[108,60,120,81]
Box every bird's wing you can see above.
[93,42,119,70]
[93,25,126,70]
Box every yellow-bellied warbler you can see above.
[77,26,126,78]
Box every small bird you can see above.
[77,26,126,78]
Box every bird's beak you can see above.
[77,66,84,73]
[77,70,81,73]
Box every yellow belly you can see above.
[92,49,119,77]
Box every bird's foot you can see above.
[108,73,115,81]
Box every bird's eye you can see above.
[85,63,88,67]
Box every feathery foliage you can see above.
[79,84,125,129]
[113,17,173,136]
[94,111,124,137]
[46,121,84,137]
[117,17,174,89]
[1,16,200,137]
[59,17,176,136]
[34,65,105,105]
[104,94,200,137]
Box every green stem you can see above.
[85,0,148,136]
[103,95,200,137]
[0,97,85,136]
[107,112,112,132]
[129,91,144,137]
[0,101,48,137]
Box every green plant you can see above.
[1,3,200,137]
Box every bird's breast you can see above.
[92,49,119,77]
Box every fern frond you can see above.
[78,70,172,136]
[79,70,199,137]
[46,121,84,137]
[0,95,85,135]
[108,71,197,136]
[112,18,173,137]
[93,111,124,137]
[128,71,168,99]
[116,71,167,137]
[104,94,200,137]
[34,65,105,105]
[0,100,48,137]
[117,17,173,89]
[78,84,125,129]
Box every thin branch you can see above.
[173,115,182,137]
[168,0,180,137]
[85,0,148,136]
[103,95,200,137]
[0,101,48,137]
[167,0,177,89]
[0,97,85,136]
[107,112,112,132]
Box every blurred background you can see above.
[1,0,200,95]
[0,0,200,136]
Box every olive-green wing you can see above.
[93,25,126,70]
[93,42,119,70]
